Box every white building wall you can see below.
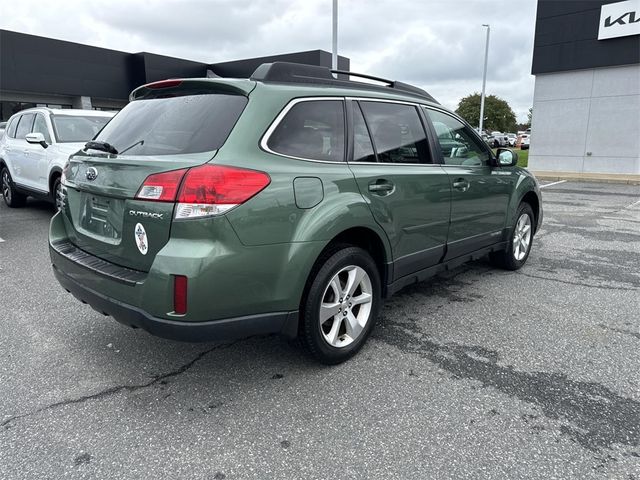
[529,64,640,175]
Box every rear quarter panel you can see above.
[214,85,392,307]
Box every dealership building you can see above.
[530,0,640,175]
[0,29,349,121]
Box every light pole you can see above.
[479,24,490,135]
[332,0,338,70]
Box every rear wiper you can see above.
[118,139,144,155]
[85,140,118,155]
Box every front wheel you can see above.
[1,166,27,208]
[491,203,535,270]
[300,246,381,364]
[52,176,63,211]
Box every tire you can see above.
[52,175,63,211]
[300,246,381,364]
[1,166,27,208]
[491,203,535,270]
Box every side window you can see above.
[267,100,345,162]
[6,117,19,138]
[33,114,52,144]
[359,101,431,164]
[351,103,376,162]
[15,113,35,140]
[425,108,490,166]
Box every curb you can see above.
[528,171,640,186]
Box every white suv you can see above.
[0,108,114,209]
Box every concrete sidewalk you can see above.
[529,170,640,185]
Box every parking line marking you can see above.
[539,180,567,189]
[0,237,4,243]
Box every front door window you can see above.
[425,108,491,166]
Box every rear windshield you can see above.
[93,94,247,156]
[52,115,112,143]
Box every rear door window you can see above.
[15,113,35,140]
[359,101,431,164]
[94,94,248,155]
[267,100,345,162]
[351,103,377,163]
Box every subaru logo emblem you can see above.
[86,167,98,181]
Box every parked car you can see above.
[49,62,542,364]
[0,108,114,209]
[507,133,517,147]
[0,122,7,137]
[521,136,530,150]
[517,133,530,149]
[490,131,509,148]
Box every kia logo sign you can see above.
[599,0,640,40]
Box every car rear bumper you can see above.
[51,261,298,342]
[48,210,306,342]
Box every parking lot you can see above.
[0,181,639,479]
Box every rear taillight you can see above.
[135,169,188,202]
[173,275,188,315]
[175,165,270,219]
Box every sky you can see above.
[0,0,538,122]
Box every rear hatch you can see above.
[60,79,253,272]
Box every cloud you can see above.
[0,0,536,121]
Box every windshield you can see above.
[93,94,248,156]
[52,115,112,143]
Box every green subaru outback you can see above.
[49,62,542,364]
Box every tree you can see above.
[527,107,533,126]
[455,93,518,133]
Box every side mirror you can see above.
[25,132,48,149]
[496,148,517,167]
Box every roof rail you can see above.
[250,62,438,104]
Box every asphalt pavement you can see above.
[0,181,639,479]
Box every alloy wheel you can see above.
[319,265,373,348]
[54,180,64,211]
[513,213,532,261]
[2,170,11,204]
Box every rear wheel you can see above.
[300,246,381,364]
[491,202,535,270]
[1,166,27,208]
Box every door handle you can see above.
[368,181,394,195]
[452,178,470,191]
